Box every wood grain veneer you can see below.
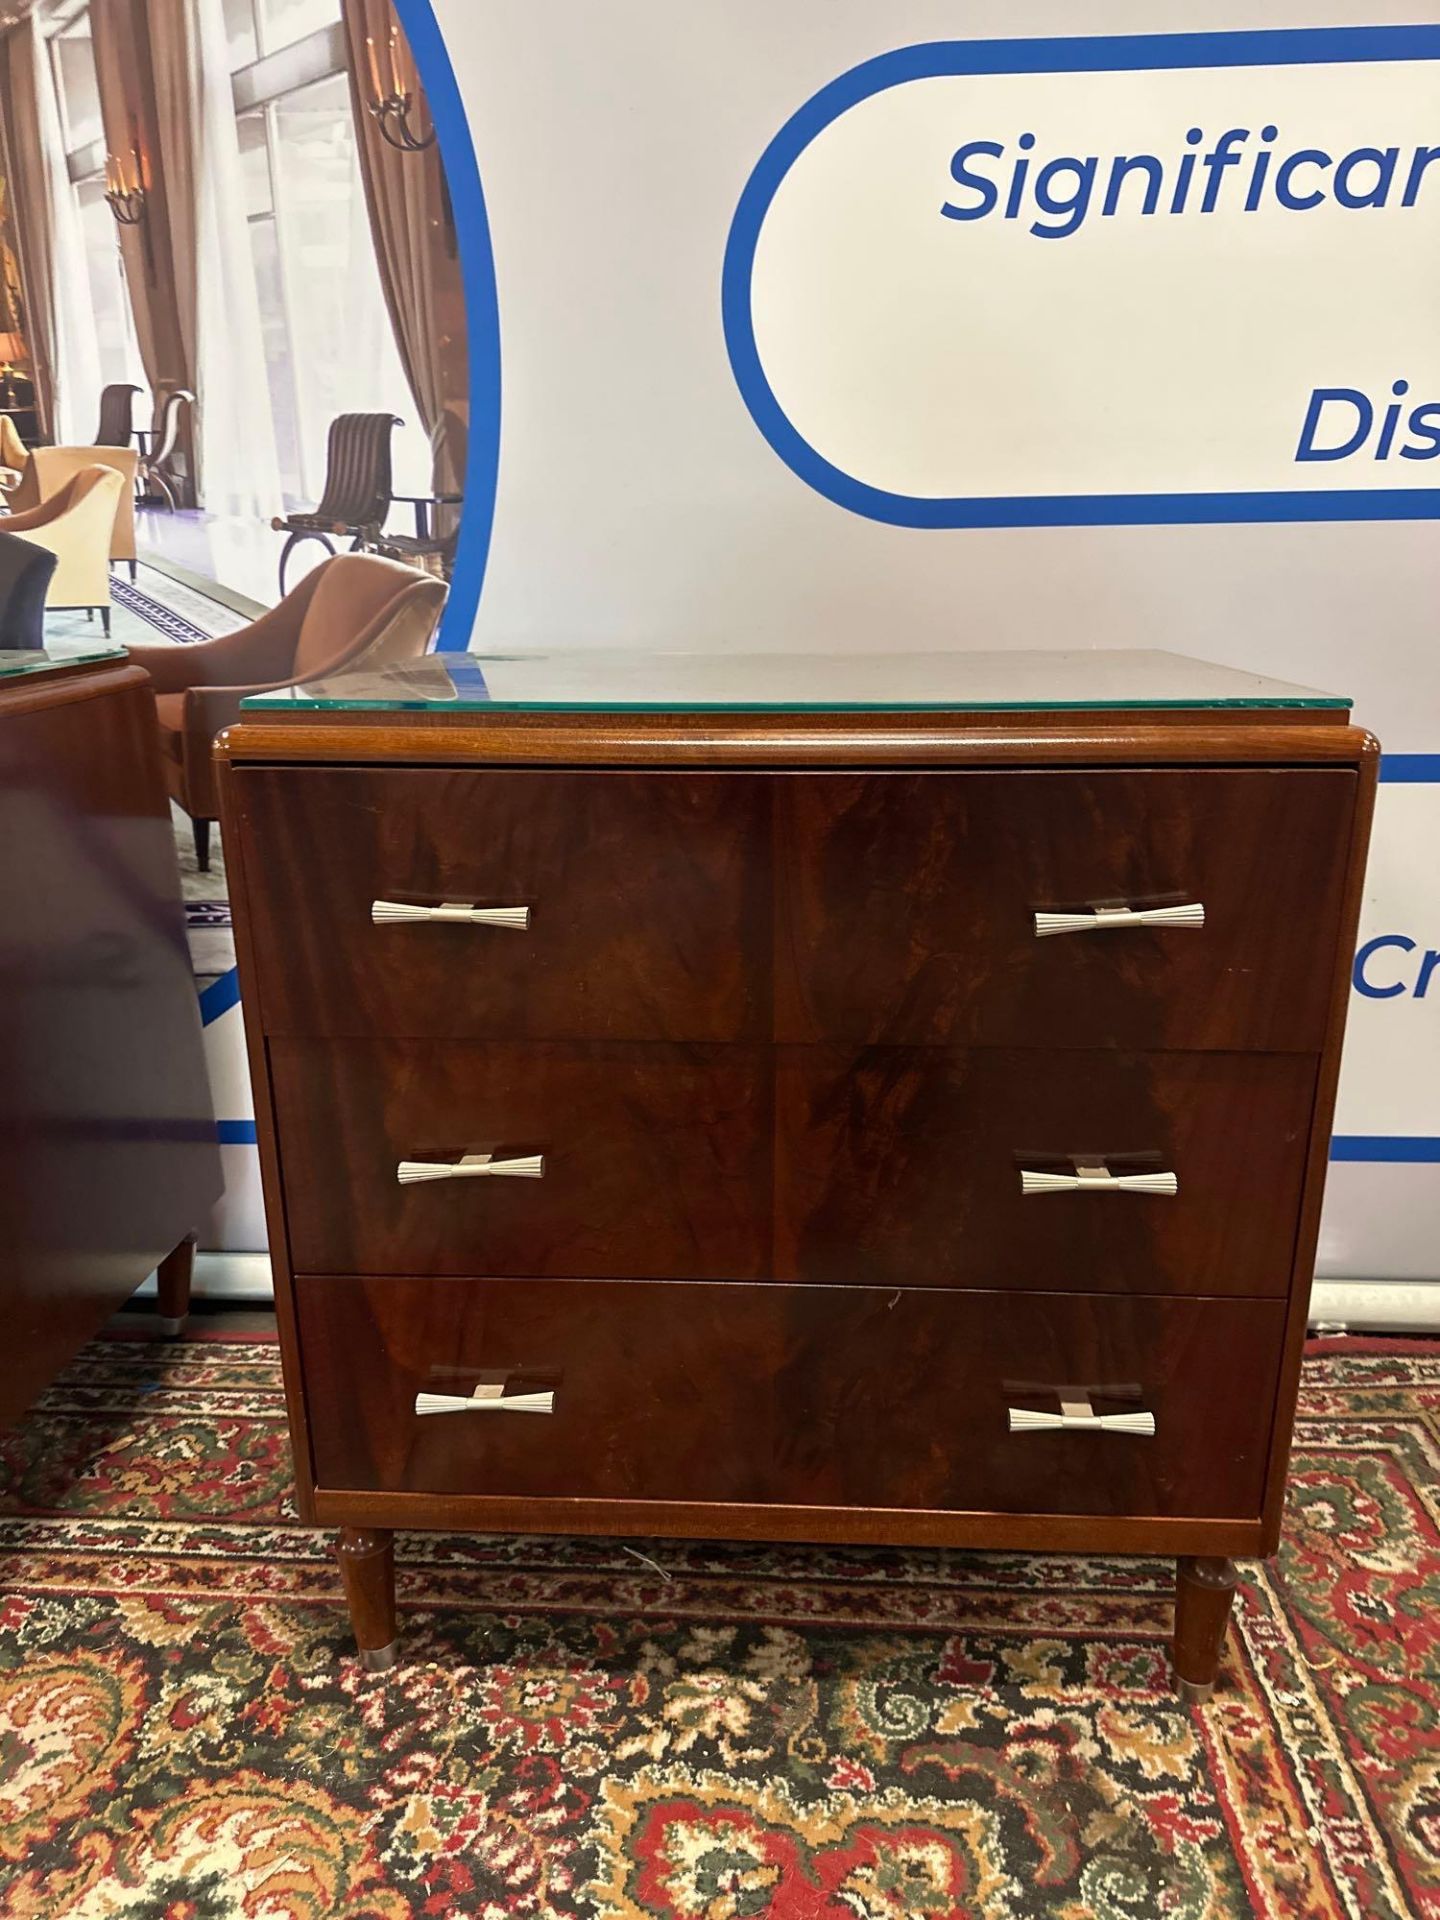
[295,1275,1286,1521]
[215,701,1378,1693]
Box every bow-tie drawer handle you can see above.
[1020,1168,1178,1196]
[415,1389,554,1416]
[1008,1406,1157,1436]
[372,900,530,930]
[397,1152,545,1186]
[1033,903,1204,938]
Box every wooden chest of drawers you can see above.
[218,652,1376,1699]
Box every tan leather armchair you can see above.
[127,552,446,868]
[1,466,126,629]
[0,414,26,483]
[5,446,140,576]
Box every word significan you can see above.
[941,127,1440,239]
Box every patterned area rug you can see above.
[0,1334,1435,1919]
[111,566,253,643]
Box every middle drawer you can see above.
[272,1040,1313,1295]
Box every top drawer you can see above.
[777,767,1355,1050]
[230,768,771,1040]
[232,763,1353,1049]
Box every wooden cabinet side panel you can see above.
[1257,733,1381,1547]
[215,752,318,1514]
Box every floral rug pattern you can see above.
[0,1334,1436,1919]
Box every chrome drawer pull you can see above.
[1020,1167,1178,1197]
[372,900,530,930]
[397,1151,545,1186]
[415,1389,554,1416]
[1033,902,1204,938]
[1008,1406,1156,1436]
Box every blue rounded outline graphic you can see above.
[721,23,1440,529]
[392,0,499,647]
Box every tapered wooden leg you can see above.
[1173,1556,1239,1703]
[154,1232,196,1337]
[336,1527,398,1671]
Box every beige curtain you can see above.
[0,23,60,440]
[90,0,197,464]
[340,0,469,503]
[87,0,277,515]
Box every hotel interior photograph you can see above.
[0,5,1436,1917]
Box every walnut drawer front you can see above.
[295,1277,1285,1520]
[230,768,770,1041]
[777,768,1355,1050]
[774,1047,1316,1297]
[271,1039,772,1281]
[232,764,1352,1054]
[272,1038,1315,1293]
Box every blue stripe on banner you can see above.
[441,655,491,699]
[217,1120,259,1146]
[1331,1136,1440,1164]
[198,969,242,1026]
[1379,756,1440,783]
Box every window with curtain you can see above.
[74,175,147,389]
[52,15,102,152]
[52,10,146,400]
[225,0,359,67]
[43,0,426,516]
[235,60,428,508]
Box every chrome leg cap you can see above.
[360,1639,399,1673]
[1175,1676,1215,1705]
[156,1315,186,1339]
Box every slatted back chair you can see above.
[95,383,143,448]
[139,388,195,510]
[270,412,402,594]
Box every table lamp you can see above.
[0,334,25,408]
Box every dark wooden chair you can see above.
[270,412,402,595]
[0,529,57,648]
[95,383,144,449]
[137,388,195,510]
[377,491,463,581]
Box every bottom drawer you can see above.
[296,1278,1285,1521]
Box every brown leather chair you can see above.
[127,552,446,869]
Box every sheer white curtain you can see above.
[32,26,102,444]
[338,124,430,497]
[159,0,283,520]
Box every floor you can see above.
[44,563,259,650]
[135,506,319,609]
[40,503,381,649]
[174,800,234,991]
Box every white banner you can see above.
[386,0,1440,1284]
